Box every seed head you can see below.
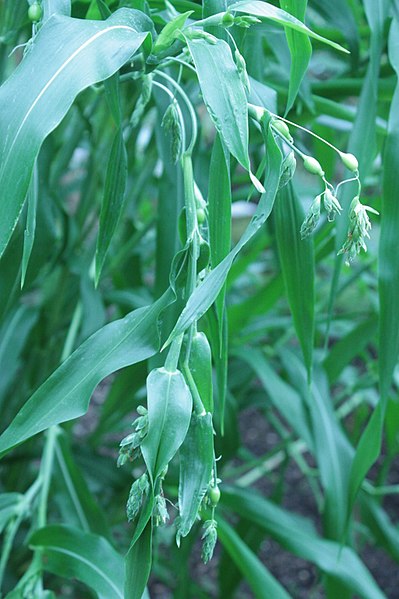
[126,474,149,521]
[278,151,296,190]
[154,493,169,526]
[338,196,378,265]
[300,194,321,239]
[162,102,183,164]
[201,519,218,564]
[323,189,342,222]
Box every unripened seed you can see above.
[303,155,325,177]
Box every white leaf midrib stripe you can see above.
[38,544,123,597]
[0,24,138,181]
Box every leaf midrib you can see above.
[37,544,123,597]
[0,23,140,182]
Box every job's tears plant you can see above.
[0,0,397,598]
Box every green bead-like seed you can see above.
[208,485,221,507]
[340,152,359,172]
[272,119,291,140]
[28,2,42,22]
[303,155,324,177]
[196,208,206,225]
[222,12,235,27]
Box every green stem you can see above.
[164,334,184,372]
[182,363,205,415]
[0,478,41,590]
[61,301,82,362]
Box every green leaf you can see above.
[279,0,312,114]
[95,129,128,283]
[185,36,264,192]
[0,493,24,534]
[178,412,214,539]
[208,134,230,426]
[230,1,349,53]
[323,318,377,384]
[188,332,213,414]
[379,16,399,412]
[164,119,282,346]
[42,0,71,21]
[280,351,352,540]
[274,182,314,379]
[29,525,124,599]
[347,11,398,522]
[21,162,38,288]
[125,520,152,599]
[217,516,292,599]
[0,304,39,406]
[234,347,313,450]
[141,367,192,482]
[223,486,386,599]
[0,8,150,258]
[53,430,110,538]
[0,290,173,458]
[153,10,193,55]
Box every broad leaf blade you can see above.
[186,36,263,192]
[29,525,124,599]
[0,290,173,457]
[95,129,128,283]
[178,412,213,538]
[217,517,292,599]
[274,182,314,379]
[280,0,311,114]
[141,367,192,481]
[230,1,349,53]
[0,8,150,257]
[223,486,386,599]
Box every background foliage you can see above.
[0,0,398,597]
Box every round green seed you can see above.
[303,155,324,177]
[340,152,359,172]
[196,208,206,225]
[272,119,291,140]
[28,2,42,22]
[208,485,221,507]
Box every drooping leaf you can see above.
[141,367,192,482]
[153,10,193,55]
[223,486,386,599]
[230,1,349,53]
[217,516,292,599]
[279,0,312,114]
[185,36,264,192]
[0,8,151,257]
[29,525,124,599]
[178,412,214,539]
[0,290,173,457]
